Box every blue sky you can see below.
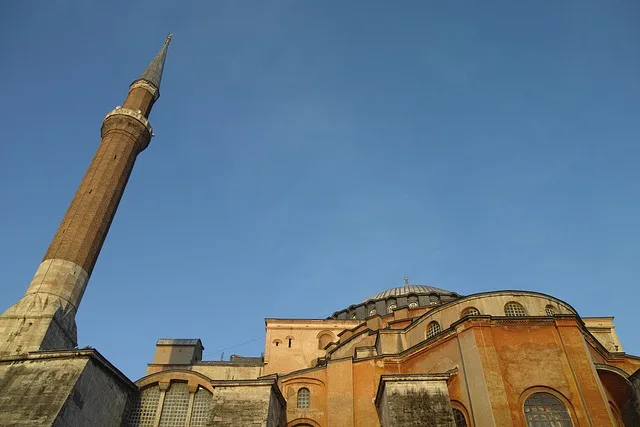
[1,1,639,380]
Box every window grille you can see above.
[408,302,418,309]
[545,305,556,316]
[453,408,468,427]
[461,307,480,317]
[427,321,441,339]
[369,309,377,316]
[127,386,161,427]
[190,387,212,427]
[158,383,190,427]
[524,392,573,426]
[297,388,310,408]
[504,302,527,317]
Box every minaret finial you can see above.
[133,34,172,100]
[404,277,409,286]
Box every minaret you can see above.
[0,35,172,356]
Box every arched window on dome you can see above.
[545,305,556,316]
[408,295,419,309]
[429,294,440,305]
[297,388,310,409]
[387,299,397,314]
[504,302,527,317]
[523,392,572,426]
[427,321,441,339]
[461,307,480,318]
[367,302,377,317]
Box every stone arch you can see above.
[135,368,214,393]
[287,418,321,427]
[596,365,634,422]
[316,330,335,350]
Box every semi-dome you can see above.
[330,280,462,320]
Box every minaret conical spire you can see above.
[134,33,172,99]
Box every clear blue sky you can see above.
[1,1,639,380]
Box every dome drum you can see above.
[331,284,460,320]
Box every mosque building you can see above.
[0,36,639,427]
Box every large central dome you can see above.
[365,284,455,302]
[331,281,461,320]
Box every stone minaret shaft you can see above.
[0,35,172,356]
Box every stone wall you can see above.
[375,374,454,427]
[210,380,286,427]
[623,368,640,427]
[0,350,136,427]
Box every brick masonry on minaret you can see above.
[0,35,172,357]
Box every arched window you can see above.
[369,308,377,316]
[272,339,282,347]
[190,387,213,427]
[523,392,572,426]
[286,336,294,348]
[504,302,527,317]
[297,387,310,408]
[127,385,161,427]
[429,294,439,305]
[461,307,480,317]
[127,381,212,427]
[545,305,556,316]
[452,408,468,427]
[427,321,441,339]
[158,382,190,426]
